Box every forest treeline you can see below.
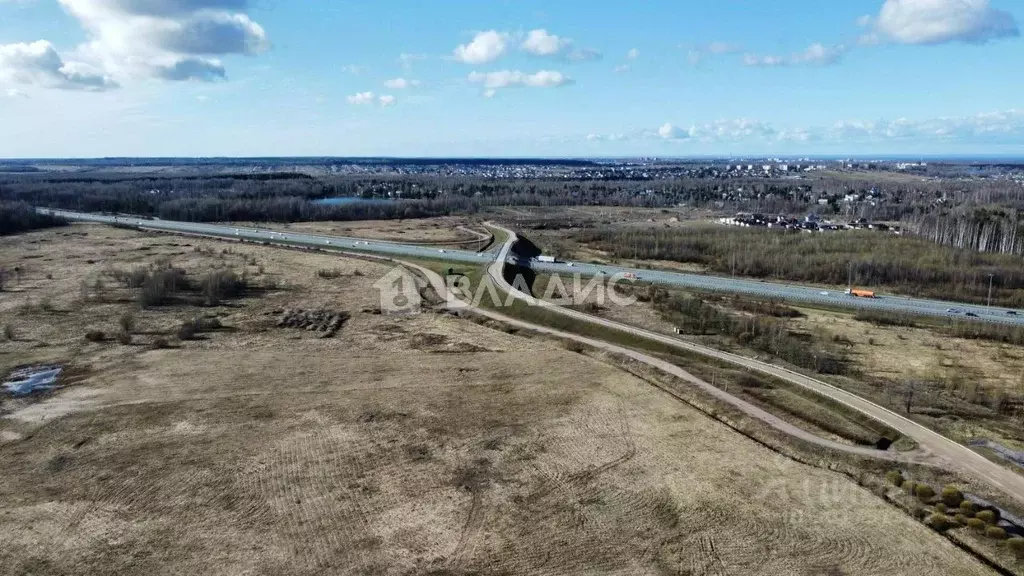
[910,207,1024,255]
[576,226,1024,307]
[4,168,1024,253]
[0,202,66,236]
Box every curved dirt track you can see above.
[474,223,1024,507]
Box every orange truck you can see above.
[845,288,876,298]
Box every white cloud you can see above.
[38,0,270,85]
[346,91,375,105]
[378,94,396,106]
[0,40,118,90]
[341,64,366,74]
[483,88,497,98]
[5,88,28,98]
[658,123,688,140]
[521,29,570,56]
[743,43,846,67]
[398,52,427,68]
[614,64,630,73]
[586,132,626,142]
[467,69,572,90]
[869,0,1019,44]
[153,57,224,81]
[707,41,742,54]
[686,41,742,66]
[453,30,508,64]
[649,109,1024,145]
[520,29,601,61]
[384,77,419,89]
[626,48,639,60]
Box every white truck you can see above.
[536,255,556,263]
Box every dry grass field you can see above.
[232,217,487,245]
[0,225,1003,575]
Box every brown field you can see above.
[230,217,487,245]
[0,225,1003,575]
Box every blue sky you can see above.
[0,0,1021,157]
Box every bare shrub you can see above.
[84,330,105,342]
[177,322,198,341]
[118,312,136,334]
[116,331,132,345]
[317,268,344,279]
[200,269,247,306]
[139,268,188,308]
[2,324,14,341]
[151,337,171,349]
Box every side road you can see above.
[478,222,1024,507]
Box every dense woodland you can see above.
[0,202,66,236]
[3,166,1024,253]
[576,226,1024,307]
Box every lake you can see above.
[315,197,394,206]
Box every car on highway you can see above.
[819,291,829,295]
[438,249,446,253]
[1008,310,1018,316]
[965,312,978,317]
[946,308,961,313]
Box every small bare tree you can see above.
[904,380,918,414]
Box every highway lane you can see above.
[39,207,1024,325]
[39,208,494,266]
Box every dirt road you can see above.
[474,223,1024,507]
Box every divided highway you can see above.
[38,208,1024,325]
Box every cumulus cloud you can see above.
[43,0,269,85]
[0,40,118,90]
[743,43,847,67]
[614,64,630,73]
[346,91,375,105]
[658,123,688,140]
[519,29,601,61]
[867,0,1019,44]
[153,56,225,81]
[453,30,508,64]
[378,94,396,106]
[626,48,639,60]
[521,29,570,56]
[467,69,572,90]
[5,88,29,98]
[384,77,419,89]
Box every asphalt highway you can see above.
[39,207,1024,325]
